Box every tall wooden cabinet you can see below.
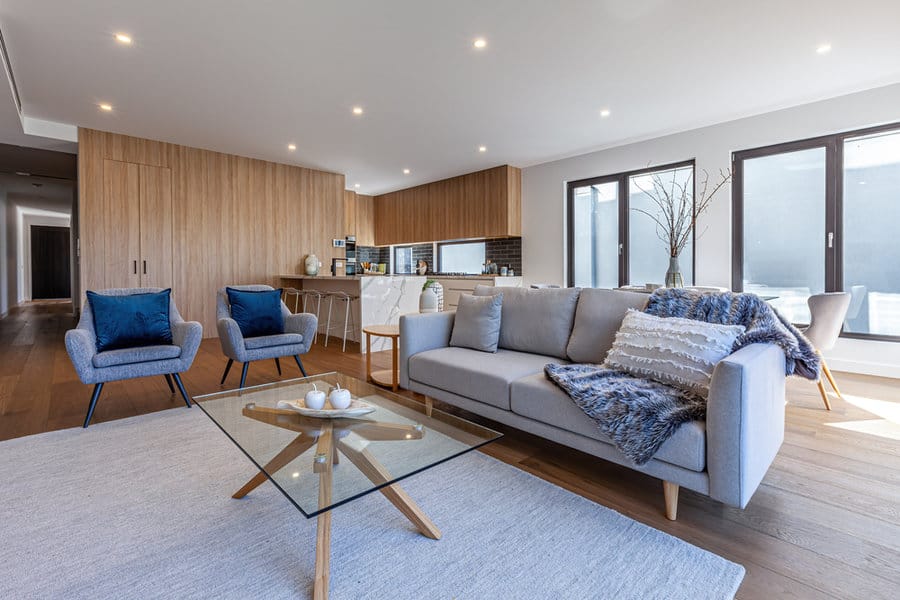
[343,191,375,246]
[98,159,173,289]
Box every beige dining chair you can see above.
[802,292,851,410]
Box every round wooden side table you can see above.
[363,324,400,391]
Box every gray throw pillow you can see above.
[450,293,503,353]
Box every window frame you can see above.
[566,159,696,288]
[731,120,900,342]
[436,240,486,274]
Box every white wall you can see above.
[521,82,900,378]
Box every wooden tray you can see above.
[275,398,375,419]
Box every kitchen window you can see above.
[393,246,414,274]
[567,161,696,288]
[438,241,486,274]
[732,121,900,340]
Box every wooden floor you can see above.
[1,301,898,599]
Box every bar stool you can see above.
[323,291,360,352]
[282,287,302,313]
[300,290,327,344]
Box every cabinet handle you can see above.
[133,260,137,274]
[143,260,147,275]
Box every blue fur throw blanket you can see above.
[545,289,819,466]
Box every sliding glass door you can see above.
[733,122,900,339]
[568,161,695,288]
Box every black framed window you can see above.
[437,241,485,274]
[393,246,413,274]
[566,160,696,288]
[732,121,900,340]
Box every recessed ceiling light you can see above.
[114,33,132,45]
[354,183,360,188]
[473,38,487,49]
[600,108,611,118]
[403,168,411,175]
[352,106,364,115]
[478,146,487,153]
[98,103,113,112]
[288,143,296,151]
[15,171,30,176]
[816,43,832,54]
[859,181,867,185]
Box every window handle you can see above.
[133,260,137,274]
[827,232,834,249]
[143,260,147,275]
[618,243,624,256]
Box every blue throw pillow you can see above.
[226,287,285,338]
[87,289,173,352]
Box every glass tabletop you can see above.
[194,372,502,517]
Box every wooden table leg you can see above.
[337,441,441,540]
[365,332,372,382]
[232,434,316,499]
[314,424,334,600]
[391,336,398,391]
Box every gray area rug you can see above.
[0,408,744,599]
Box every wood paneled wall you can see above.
[342,191,375,246]
[372,165,521,246]
[78,128,345,337]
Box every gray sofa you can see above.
[399,286,786,520]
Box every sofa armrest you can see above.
[399,311,456,389]
[707,343,786,508]
[65,328,98,384]
[285,313,318,353]
[217,318,246,361]
[172,320,203,368]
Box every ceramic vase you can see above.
[428,281,444,311]
[665,255,684,288]
[419,287,438,313]
[305,254,319,276]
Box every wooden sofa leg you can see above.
[663,481,679,521]
[424,397,433,417]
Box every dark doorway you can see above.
[30,225,71,300]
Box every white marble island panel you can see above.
[278,274,425,353]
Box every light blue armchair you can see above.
[65,288,203,428]
[216,285,317,388]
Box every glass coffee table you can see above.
[194,372,502,600]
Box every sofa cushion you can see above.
[509,373,706,471]
[244,333,304,350]
[87,289,173,352]
[604,310,745,397]
[473,285,580,360]
[92,344,181,368]
[450,293,503,352]
[408,347,566,410]
[566,288,649,364]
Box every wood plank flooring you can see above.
[1,301,898,599]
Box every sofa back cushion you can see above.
[566,288,649,364]
[473,285,579,359]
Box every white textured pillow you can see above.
[603,310,745,397]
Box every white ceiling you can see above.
[2,0,900,195]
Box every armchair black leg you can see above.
[164,374,176,394]
[171,373,191,407]
[274,357,282,376]
[220,359,234,385]
[294,355,308,377]
[240,362,250,389]
[83,383,104,428]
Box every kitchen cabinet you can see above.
[373,165,521,246]
[343,190,375,246]
[433,276,523,310]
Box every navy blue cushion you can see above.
[226,287,285,338]
[87,289,173,352]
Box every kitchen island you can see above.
[277,273,523,353]
[277,274,426,353]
